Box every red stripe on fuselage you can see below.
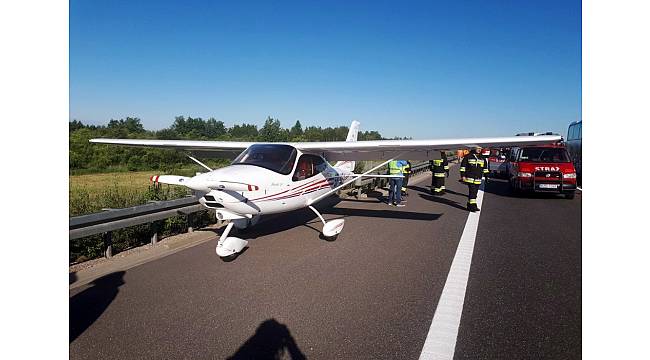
[249,178,325,201]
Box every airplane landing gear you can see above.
[231,215,260,231]
[216,222,248,259]
[309,205,345,241]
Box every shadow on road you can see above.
[409,185,467,198]
[227,319,307,360]
[237,197,342,240]
[235,191,441,241]
[418,193,468,211]
[69,272,77,285]
[326,206,442,221]
[69,271,125,343]
[482,179,572,199]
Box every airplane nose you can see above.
[185,175,211,192]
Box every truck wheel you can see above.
[508,177,519,196]
[564,191,575,200]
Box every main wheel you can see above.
[508,177,519,195]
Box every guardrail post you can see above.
[151,221,159,245]
[187,213,194,233]
[104,232,112,259]
[354,178,363,198]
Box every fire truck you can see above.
[506,143,577,199]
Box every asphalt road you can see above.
[455,178,581,360]
[70,169,581,360]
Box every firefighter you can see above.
[429,151,449,195]
[401,161,412,196]
[481,148,491,183]
[459,147,486,212]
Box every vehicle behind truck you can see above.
[566,120,582,184]
[487,148,509,178]
[506,144,577,199]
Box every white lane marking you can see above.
[577,186,582,191]
[419,184,484,360]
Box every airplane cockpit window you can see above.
[292,154,327,181]
[232,144,297,175]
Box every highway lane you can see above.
[455,178,581,359]
[70,171,472,360]
[69,169,582,359]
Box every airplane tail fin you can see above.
[334,120,360,172]
[345,120,360,142]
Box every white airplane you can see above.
[91,121,560,259]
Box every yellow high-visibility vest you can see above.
[389,160,402,174]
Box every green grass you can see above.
[69,169,213,263]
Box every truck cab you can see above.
[506,144,577,199]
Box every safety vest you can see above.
[388,160,402,175]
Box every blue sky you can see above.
[70,0,581,139]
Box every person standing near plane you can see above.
[481,148,491,183]
[401,160,412,197]
[387,160,406,207]
[429,151,449,195]
[459,147,485,212]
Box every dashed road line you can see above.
[418,184,484,360]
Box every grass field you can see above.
[70,170,159,193]
[69,170,190,216]
[69,169,213,263]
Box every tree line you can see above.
[70,116,389,173]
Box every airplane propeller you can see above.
[150,175,259,192]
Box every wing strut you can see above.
[187,154,213,171]
[307,156,402,206]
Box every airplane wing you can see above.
[293,135,561,161]
[90,135,561,160]
[89,138,254,158]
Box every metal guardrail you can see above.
[70,196,204,259]
[69,160,439,260]
[351,161,430,198]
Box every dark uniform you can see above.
[481,149,490,182]
[429,152,449,195]
[401,161,412,196]
[459,150,485,212]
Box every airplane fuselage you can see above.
[194,147,354,221]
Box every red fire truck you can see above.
[506,144,577,199]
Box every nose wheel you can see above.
[216,222,248,259]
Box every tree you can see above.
[69,116,387,173]
[303,126,323,141]
[107,117,145,134]
[290,120,303,139]
[156,128,179,140]
[258,117,288,142]
[229,123,258,139]
[359,131,382,141]
[205,118,227,138]
[69,120,85,132]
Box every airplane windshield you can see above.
[232,144,298,175]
